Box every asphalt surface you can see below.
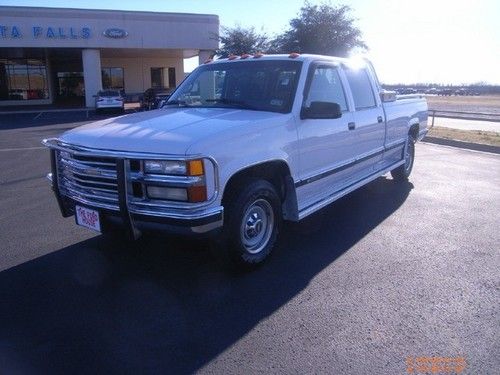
[0,113,499,374]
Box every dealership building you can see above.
[0,6,219,107]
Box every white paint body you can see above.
[58,55,428,223]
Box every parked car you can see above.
[94,90,124,113]
[399,87,417,95]
[43,54,428,267]
[141,87,172,110]
[437,89,453,96]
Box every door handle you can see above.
[348,122,356,130]
[377,116,383,123]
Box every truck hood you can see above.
[59,107,285,155]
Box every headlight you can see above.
[143,159,205,176]
[144,160,187,175]
[142,159,208,203]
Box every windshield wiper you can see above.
[205,98,257,110]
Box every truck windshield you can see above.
[166,60,302,113]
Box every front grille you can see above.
[56,151,120,210]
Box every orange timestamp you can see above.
[406,356,466,374]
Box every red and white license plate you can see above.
[75,205,101,232]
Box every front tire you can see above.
[391,135,415,181]
[214,179,282,267]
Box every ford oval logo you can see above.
[103,28,128,39]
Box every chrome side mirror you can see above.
[380,90,397,102]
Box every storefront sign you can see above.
[0,26,126,40]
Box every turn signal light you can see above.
[187,185,207,202]
[187,159,204,176]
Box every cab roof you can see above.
[207,54,352,65]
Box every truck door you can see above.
[342,66,386,176]
[296,63,357,211]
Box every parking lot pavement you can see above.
[0,118,499,374]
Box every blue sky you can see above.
[1,0,499,84]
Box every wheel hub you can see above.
[405,142,414,172]
[245,213,263,238]
[240,199,275,254]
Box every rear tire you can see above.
[391,135,415,181]
[213,179,282,267]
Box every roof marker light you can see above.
[240,54,251,59]
[253,52,264,58]
[228,55,238,60]
[289,52,300,58]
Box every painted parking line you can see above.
[0,146,46,152]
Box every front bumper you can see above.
[56,194,223,236]
[44,139,223,238]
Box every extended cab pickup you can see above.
[43,54,428,266]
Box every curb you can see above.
[422,136,500,154]
[0,108,93,115]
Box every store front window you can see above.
[150,67,164,88]
[57,72,84,98]
[102,67,124,90]
[0,58,49,101]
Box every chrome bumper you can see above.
[43,138,223,237]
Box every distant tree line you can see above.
[215,2,366,58]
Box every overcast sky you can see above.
[2,0,499,84]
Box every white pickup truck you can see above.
[44,54,428,266]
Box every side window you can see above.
[305,66,347,111]
[344,68,376,109]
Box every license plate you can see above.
[75,205,101,232]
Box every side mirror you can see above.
[301,101,342,120]
[380,89,396,102]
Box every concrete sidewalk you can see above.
[432,117,500,133]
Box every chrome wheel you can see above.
[404,140,414,174]
[240,199,275,254]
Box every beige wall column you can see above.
[198,50,213,65]
[82,49,102,107]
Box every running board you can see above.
[297,160,405,220]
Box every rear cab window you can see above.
[99,90,121,97]
[343,68,377,110]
